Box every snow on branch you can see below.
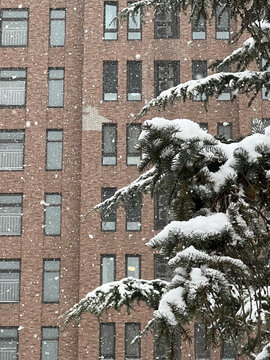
[256,343,270,360]
[62,277,168,327]
[137,71,270,118]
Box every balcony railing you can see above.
[0,348,17,360]
[0,214,21,235]
[0,150,23,170]
[2,28,27,46]
[0,88,25,106]
[0,279,19,302]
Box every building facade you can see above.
[0,0,269,359]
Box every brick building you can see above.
[0,1,269,359]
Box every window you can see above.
[103,61,118,101]
[1,9,28,46]
[192,61,207,101]
[101,255,115,284]
[154,329,181,360]
[194,323,210,360]
[101,188,116,231]
[216,3,229,39]
[0,194,22,236]
[154,192,171,230]
[0,328,18,360]
[192,15,206,40]
[100,323,115,359]
[221,341,236,360]
[125,323,140,360]
[46,130,63,171]
[102,124,117,165]
[0,131,24,170]
[216,63,231,101]
[127,61,142,101]
[126,124,141,165]
[126,255,140,278]
[50,9,66,46]
[154,10,179,39]
[126,194,141,231]
[0,260,20,302]
[262,59,270,100]
[104,2,118,40]
[48,68,64,107]
[0,69,26,107]
[217,122,232,140]
[154,254,172,281]
[262,118,270,127]
[127,3,141,40]
[44,194,62,236]
[154,61,180,97]
[41,327,58,360]
[199,123,208,132]
[43,259,60,303]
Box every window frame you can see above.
[42,259,60,304]
[46,129,63,171]
[126,194,142,232]
[154,60,180,97]
[100,254,116,285]
[154,10,180,39]
[0,130,25,171]
[0,259,20,303]
[100,323,115,360]
[194,323,210,360]
[102,123,117,166]
[125,254,141,278]
[104,1,118,41]
[125,322,141,360]
[49,8,66,47]
[47,67,65,108]
[191,15,206,40]
[217,122,232,140]
[44,193,62,236]
[41,327,59,360]
[127,2,141,40]
[101,187,117,231]
[0,68,27,108]
[0,327,19,360]
[0,193,23,236]
[126,123,141,166]
[215,2,230,40]
[103,61,118,101]
[127,61,142,101]
[0,8,29,47]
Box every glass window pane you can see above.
[2,10,28,18]
[42,327,58,339]
[125,323,140,358]
[46,194,61,205]
[49,69,64,79]
[0,70,26,78]
[50,20,65,46]
[126,256,140,278]
[47,131,62,141]
[47,142,62,170]
[105,4,117,30]
[48,79,64,107]
[42,339,58,360]
[195,324,210,360]
[43,271,60,302]
[154,254,172,281]
[101,188,116,231]
[50,10,66,19]
[128,9,140,30]
[103,62,118,100]
[44,260,60,271]
[101,256,115,284]
[100,323,115,357]
[45,206,61,235]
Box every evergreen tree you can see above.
[64,2,270,359]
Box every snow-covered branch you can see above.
[62,277,168,327]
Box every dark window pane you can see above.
[125,323,140,359]
[216,4,229,39]
[100,323,115,358]
[126,124,141,165]
[154,11,179,39]
[194,324,210,360]
[217,123,232,140]
[217,63,231,100]
[126,195,141,231]
[192,15,206,39]
[128,5,141,40]
[101,188,116,231]
[102,124,117,165]
[127,61,142,101]
[192,61,207,101]
[154,192,171,230]
[154,61,180,97]
[154,254,172,282]
[221,341,236,359]
[103,61,118,101]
